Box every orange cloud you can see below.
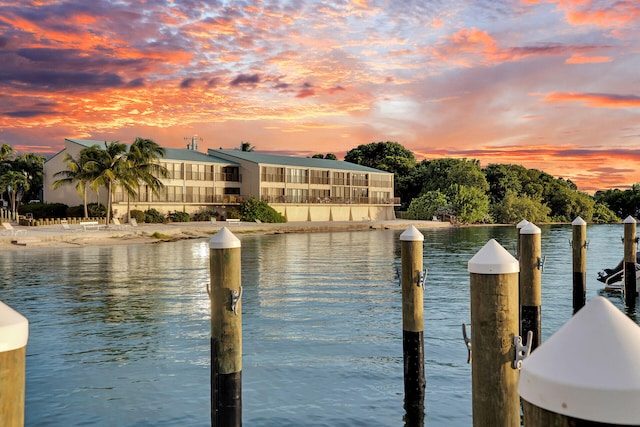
[542,92,640,108]
[552,0,640,28]
[565,54,611,64]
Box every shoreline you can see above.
[0,219,452,251]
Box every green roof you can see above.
[65,139,234,164]
[209,149,392,174]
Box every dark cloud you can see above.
[230,73,260,86]
[4,110,55,118]
[181,78,197,88]
[127,78,145,88]
[207,77,221,87]
[16,48,145,69]
[0,69,124,89]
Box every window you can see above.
[351,173,368,187]
[286,188,308,203]
[261,166,285,182]
[332,172,349,186]
[310,169,330,185]
[287,168,308,184]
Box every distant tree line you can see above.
[344,141,622,224]
[2,140,638,224]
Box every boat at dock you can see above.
[597,252,640,292]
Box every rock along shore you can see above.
[0,219,452,251]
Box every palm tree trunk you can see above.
[83,184,89,218]
[106,182,112,226]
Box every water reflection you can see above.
[0,225,636,426]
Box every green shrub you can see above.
[144,208,165,223]
[65,203,106,218]
[19,202,68,219]
[167,211,190,222]
[239,197,286,223]
[130,209,146,222]
[192,210,219,221]
[225,207,240,220]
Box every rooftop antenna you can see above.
[185,135,203,151]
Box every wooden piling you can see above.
[519,222,541,351]
[468,239,520,427]
[571,217,587,313]
[209,227,242,427]
[519,296,640,426]
[400,225,426,417]
[516,219,529,259]
[0,301,29,427]
[623,215,637,308]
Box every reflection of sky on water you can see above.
[0,225,633,426]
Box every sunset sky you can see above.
[1,0,639,192]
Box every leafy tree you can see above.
[407,190,448,220]
[344,141,415,175]
[595,185,640,219]
[449,184,490,224]
[395,160,430,210]
[344,141,416,206]
[484,164,525,205]
[311,153,337,160]
[422,158,489,196]
[591,202,620,223]
[490,190,551,224]
[240,141,255,152]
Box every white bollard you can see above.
[519,296,640,425]
[0,301,29,427]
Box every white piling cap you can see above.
[468,239,519,274]
[624,215,636,224]
[0,301,28,352]
[572,216,586,226]
[519,296,640,424]
[520,222,541,235]
[517,219,529,229]
[400,225,424,242]
[209,226,241,249]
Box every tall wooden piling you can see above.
[571,217,587,313]
[400,225,425,420]
[519,296,640,426]
[624,215,637,308]
[209,227,242,427]
[468,239,520,427]
[519,222,541,351]
[0,301,29,427]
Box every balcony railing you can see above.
[260,196,400,205]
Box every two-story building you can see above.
[44,139,399,221]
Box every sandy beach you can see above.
[0,219,451,251]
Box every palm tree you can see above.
[0,144,14,162]
[122,138,168,221]
[14,152,45,202]
[87,141,128,226]
[240,141,255,152]
[52,147,100,218]
[0,170,30,216]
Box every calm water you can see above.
[0,224,632,426]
